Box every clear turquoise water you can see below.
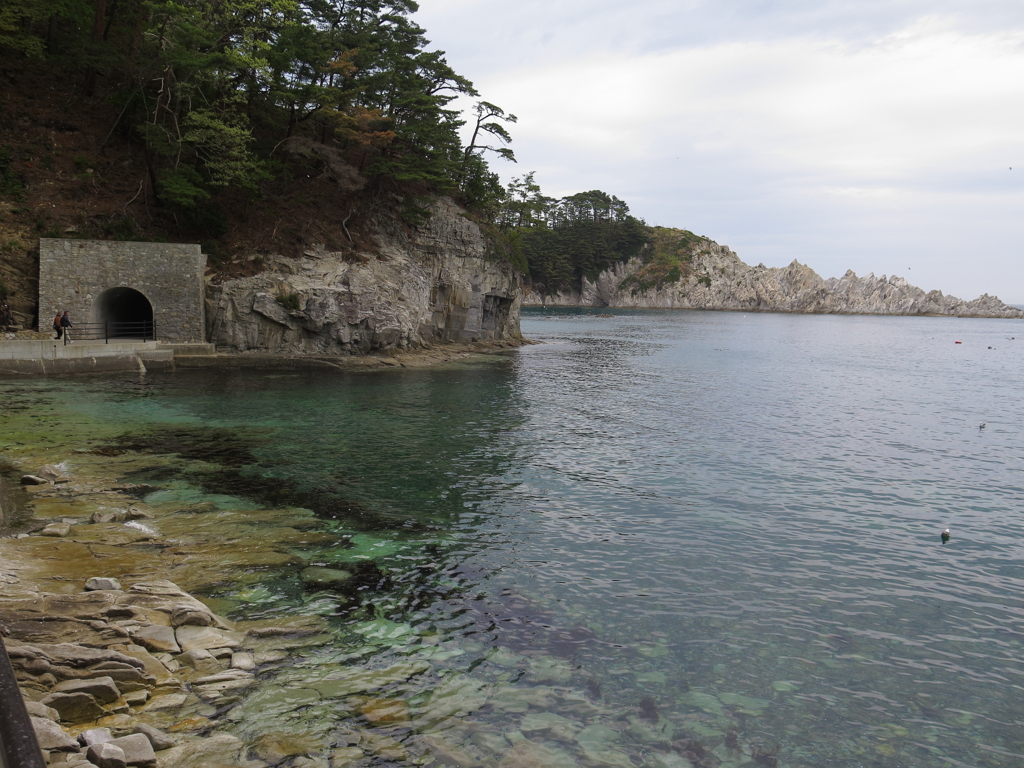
[4,307,1024,766]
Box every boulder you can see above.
[40,692,105,723]
[87,742,127,768]
[21,475,49,485]
[37,465,67,482]
[30,717,79,751]
[40,522,71,537]
[132,626,180,654]
[131,724,175,752]
[125,508,153,520]
[85,578,123,592]
[107,734,157,767]
[77,729,114,747]
[53,676,120,704]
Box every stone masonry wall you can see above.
[38,239,205,342]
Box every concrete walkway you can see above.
[0,340,215,376]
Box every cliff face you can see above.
[526,238,1023,318]
[206,199,523,354]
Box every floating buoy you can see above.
[980,422,987,430]
[941,529,951,544]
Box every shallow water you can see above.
[3,308,1024,767]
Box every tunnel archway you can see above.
[94,287,154,337]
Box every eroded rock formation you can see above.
[206,199,523,354]
[526,238,1023,318]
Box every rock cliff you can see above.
[525,236,1023,318]
[206,199,523,354]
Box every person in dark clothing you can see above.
[53,312,63,339]
[60,311,72,344]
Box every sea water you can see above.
[3,307,1024,767]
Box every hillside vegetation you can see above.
[0,0,658,327]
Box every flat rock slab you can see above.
[31,717,80,751]
[40,692,106,723]
[175,625,243,652]
[8,641,144,670]
[133,625,180,654]
[54,675,121,704]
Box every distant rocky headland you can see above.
[525,232,1023,319]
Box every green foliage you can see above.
[619,227,703,294]
[2,0,518,228]
[276,292,301,311]
[497,175,649,290]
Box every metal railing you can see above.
[61,321,155,344]
[0,634,47,768]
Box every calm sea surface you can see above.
[4,308,1024,767]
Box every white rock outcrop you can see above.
[206,199,523,354]
[526,238,1023,318]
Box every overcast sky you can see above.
[415,0,1024,303]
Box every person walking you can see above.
[60,311,72,344]
[53,312,63,340]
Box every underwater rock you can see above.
[300,566,353,587]
[575,724,621,753]
[311,660,430,699]
[416,733,483,768]
[413,674,489,729]
[148,733,245,768]
[251,732,328,764]
[518,712,582,743]
[627,715,674,745]
[359,697,410,724]
[497,740,578,768]
[329,747,364,767]
[580,750,636,768]
[526,655,574,684]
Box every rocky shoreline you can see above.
[1,462,341,768]
[525,238,1024,319]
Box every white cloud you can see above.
[417,2,1024,302]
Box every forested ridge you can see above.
[0,0,658,313]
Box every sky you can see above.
[414,0,1024,303]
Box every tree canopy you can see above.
[1,0,515,223]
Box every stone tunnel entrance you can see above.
[94,287,154,336]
